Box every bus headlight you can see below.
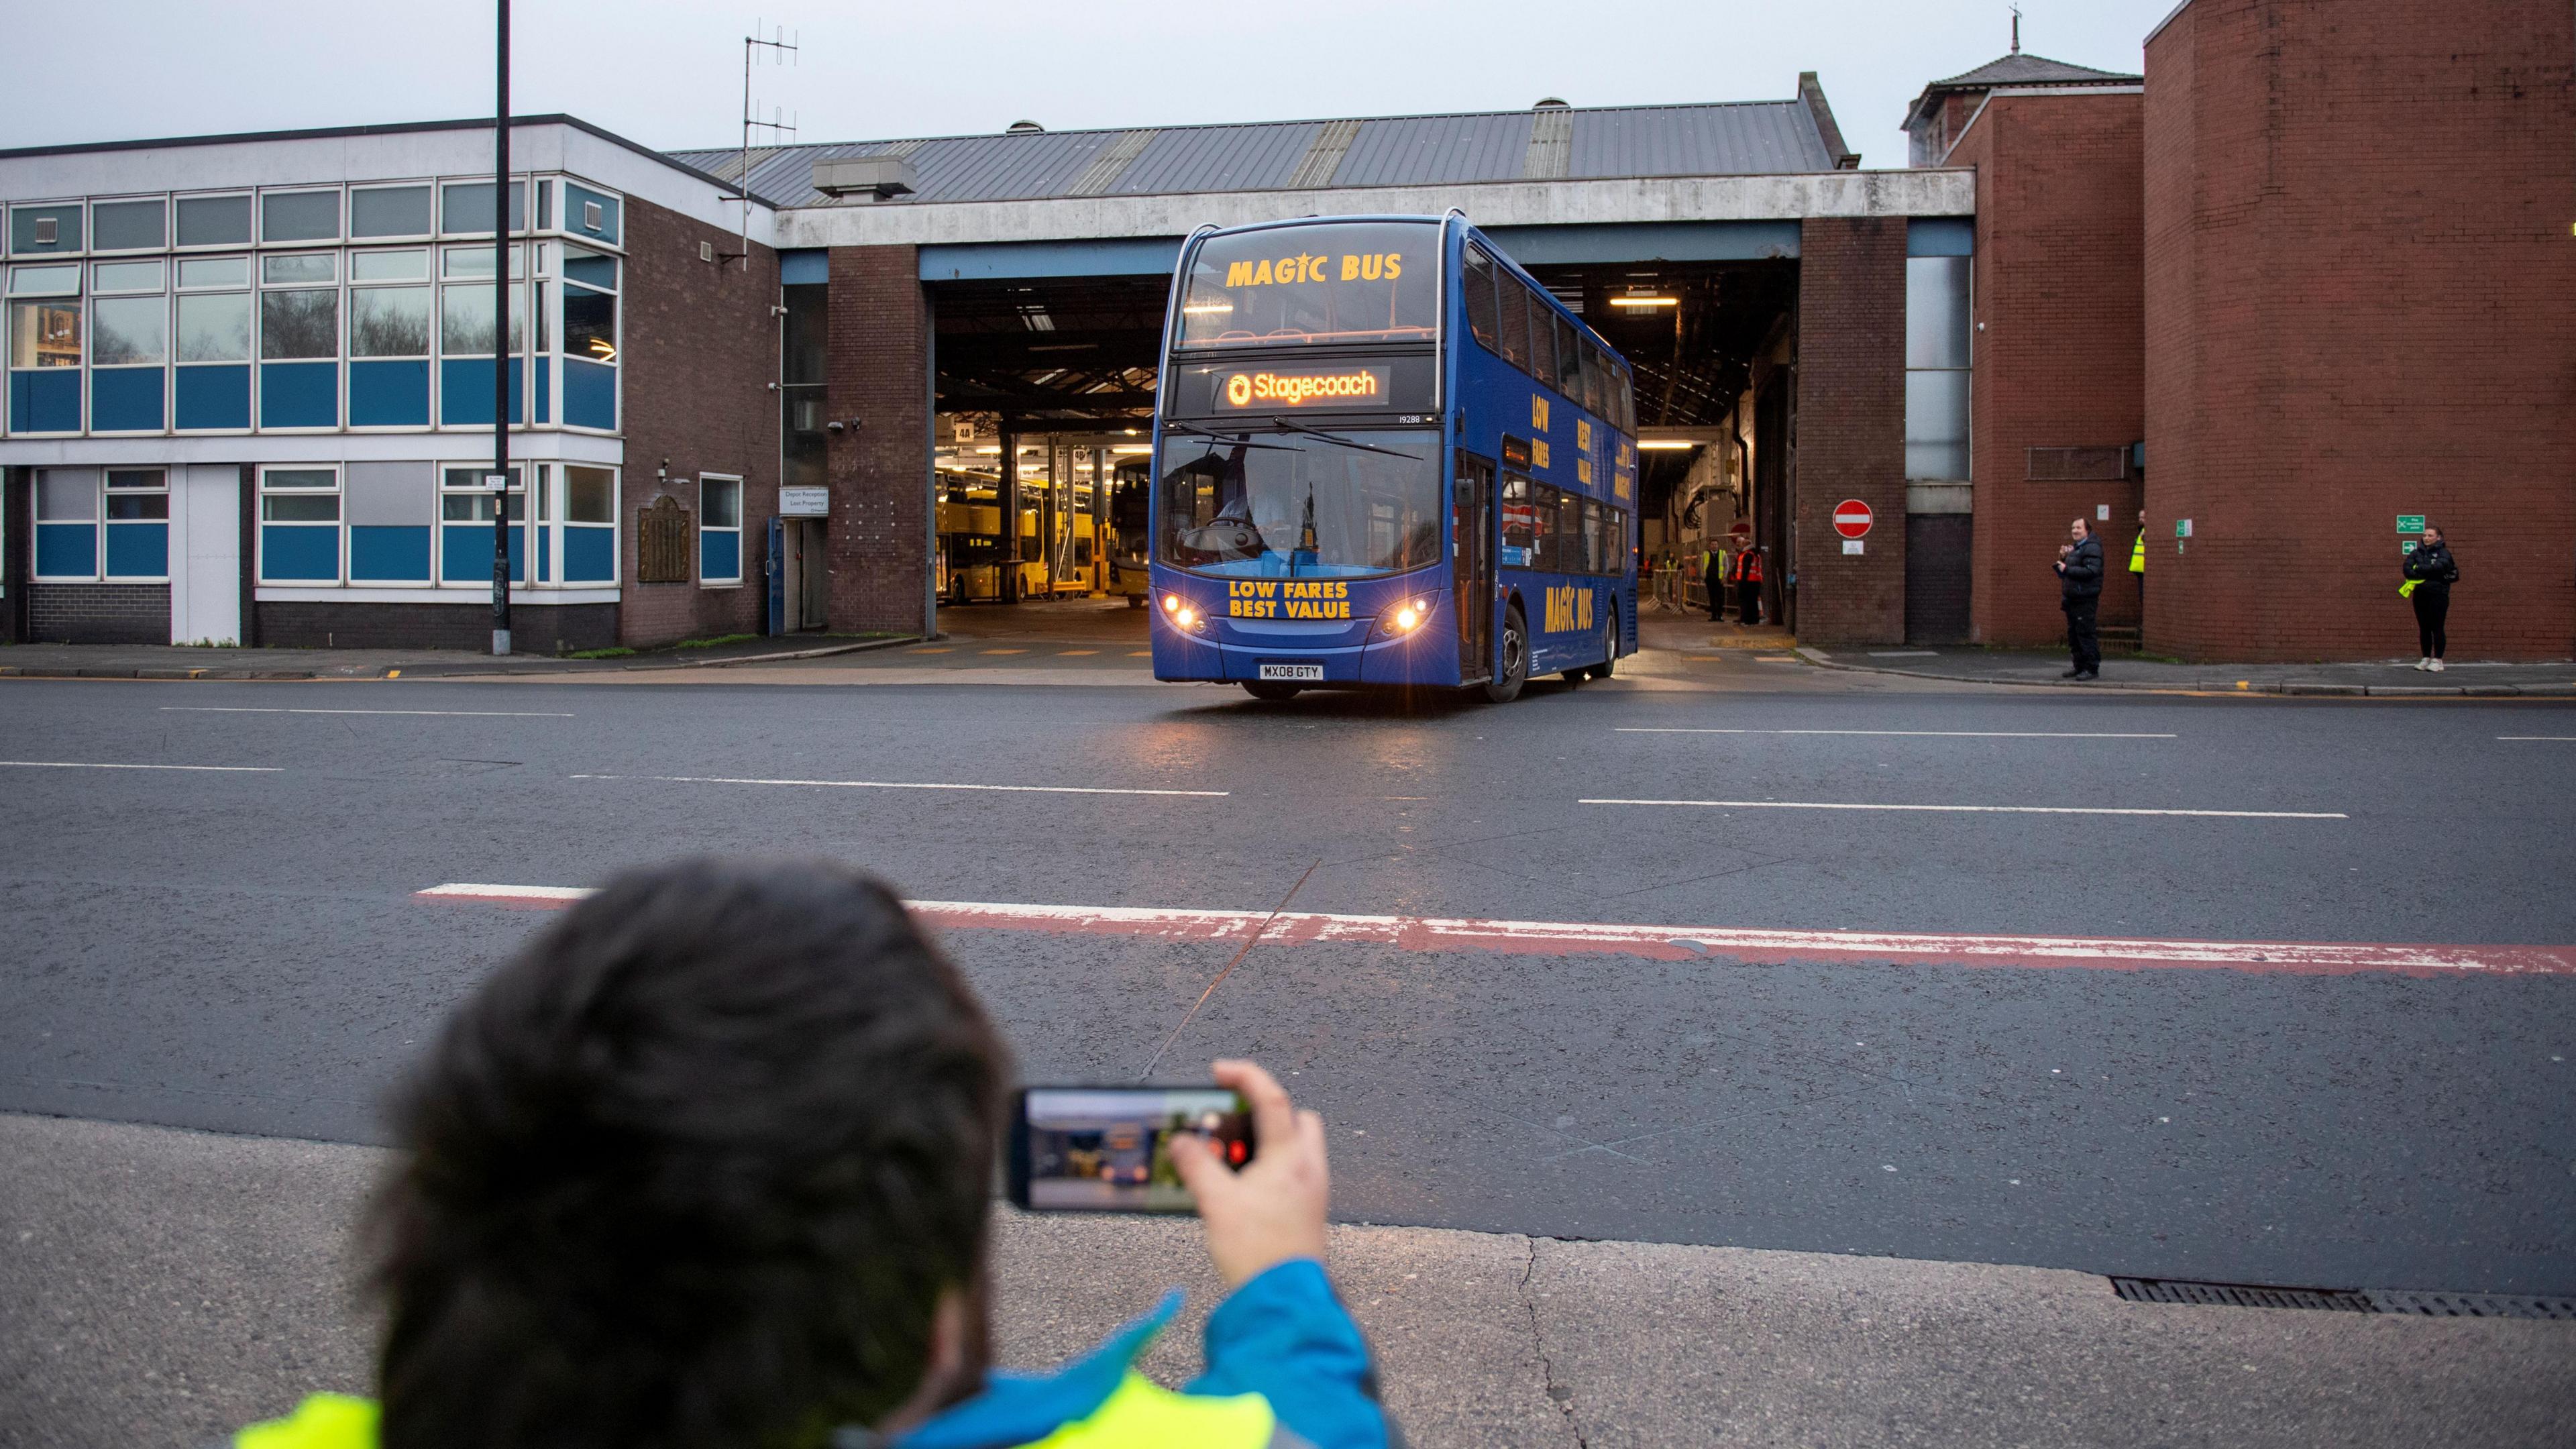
[1377,598,1432,637]
[1161,592,1181,614]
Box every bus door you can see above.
[1454,453,1495,681]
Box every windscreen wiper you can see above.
[1263,415,1422,461]
[1161,421,1295,450]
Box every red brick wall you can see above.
[2144,0,2576,661]
[1794,217,1909,645]
[1953,92,2147,647]
[824,245,932,635]
[618,197,779,647]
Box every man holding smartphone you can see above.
[228,860,1392,1449]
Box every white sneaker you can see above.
[2429,658,2445,673]
[2414,657,2431,670]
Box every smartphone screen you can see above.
[1010,1086,1252,1212]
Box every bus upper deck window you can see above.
[1176,221,1438,348]
[1498,274,1532,370]
[1526,286,1556,387]
[1553,315,1582,399]
[1463,246,1499,352]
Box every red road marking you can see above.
[415,885,2575,979]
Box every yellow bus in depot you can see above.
[935,472,1101,603]
[1107,455,1153,606]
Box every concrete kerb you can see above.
[7,1112,2573,1449]
[1794,647,2576,699]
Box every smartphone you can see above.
[1008,1085,1254,1212]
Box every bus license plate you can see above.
[1259,663,1324,682]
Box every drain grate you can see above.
[2113,1277,2576,1321]
[2365,1290,2576,1321]
[2113,1277,2371,1312]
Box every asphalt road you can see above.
[3,661,2572,1297]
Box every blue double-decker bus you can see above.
[1148,215,1639,702]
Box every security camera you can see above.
[826,420,846,435]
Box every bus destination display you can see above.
[1215,366,1392,410]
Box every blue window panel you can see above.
[438,358,525,426]
[348,360,431,427]
[564,525,615,582]
[260,525,340,581]
[563,358,615,430]
[563,184,621,244]
[441,523,527,584]
[535,524,551,582]
[535,356,551,423]
[700,529,740,582]
[9,370,81,433]
[34,522,97,578]
[349,525,433,582]
[781,249,828,284]
[175,366,252,430]
[259,362,339,429]
[105,522,170,578]
[91,368,165,432]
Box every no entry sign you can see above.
[1832,500,1874,539]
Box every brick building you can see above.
[1915,3,2575,661]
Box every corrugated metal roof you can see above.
[1332,112,1534,187]
[667,91,1846,210]
[1110,120,1319,196]
[1570,101,1833,178]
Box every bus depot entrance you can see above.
[917,246,1801,653]
[929,274,1165,624]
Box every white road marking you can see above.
[1615,728,2177,739]
[412,886,2573,977]
[1868,650,1940,657]
[0,759,281,772]
[417,883,595,903]
[1582,797,2343,819]
[160,706,574,718]
[2498,736,2576,741]
[569,772,1227,798]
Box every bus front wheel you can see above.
[1242,681,1302,701]
[1483,607,1529,704]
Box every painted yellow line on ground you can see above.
[981,649,1028,655]
[569,772,1226,798]
[161,706,573,717]
[1615,728,2176,739]
[1583,797,2344,820]
[1062,649,1098,656]
[0,759,282,772]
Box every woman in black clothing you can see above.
[2403,524,2459,672]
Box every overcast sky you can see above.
[3,1,2176,162]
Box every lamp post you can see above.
[490,0,513,655]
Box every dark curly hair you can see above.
[368,859,1010,1449]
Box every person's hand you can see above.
[1169,1059,1329,1288]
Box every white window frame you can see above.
[437,176,531,241]
[102,468,172,582]
[31,467,103,581]
[9,199,87,258]
[347,182,438,244]
[256,465,345,585]
[173,256,253,436]
[438,464,527,588]
[347,247,434,433]
[257,186,344,248]
[551,462,621,588]
[172,191,256,253]
[435,242,531,431]
[699,473,744,588]
[255,250,344,435]
[557,242,619,436]
[7,267,85,436]
[87,195,170,256]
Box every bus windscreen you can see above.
[1175,222,1440,350]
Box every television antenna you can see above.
[722,20,798,268]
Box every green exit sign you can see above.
[2397,514,2425,533]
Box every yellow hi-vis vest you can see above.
[2130,529,2147,574]
[233,1375,1284,1449]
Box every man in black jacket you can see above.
[2055,518,2104,680]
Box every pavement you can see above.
[7,1112,2571,1449]
[1797,643,2576,698]
[0,631,916,680]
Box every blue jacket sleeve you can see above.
[1187,1258,1391,1449]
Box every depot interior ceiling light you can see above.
[1609,294,1678,308]
[1635,439,1698,450]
